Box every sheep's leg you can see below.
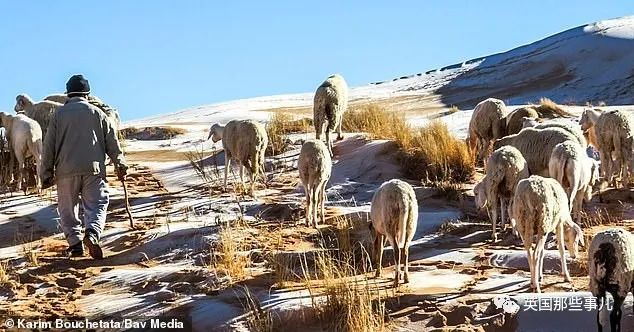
[304,184,312,226]
[609,294,624,332]
[556,225,571,282]
[15,154,25,192]
[374,234,385,278]
[537,242,546,283]
[526,246,535,291]
[390,237,401,288]
[318,181,326,225]
[597,296,604,332]
[336,115,343,141]
[310,184,319,228]
[491,197,499,242]
[249,167,257,197]
[223,157,230,192]
[239,164,245,194]
[402,244,410,283]
[325,130,333,157]
[535,237,547,293]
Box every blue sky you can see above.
[0,1,630,120]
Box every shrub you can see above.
[120,126,187,140]
[266,113,312,156]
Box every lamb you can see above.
[505,107,539,136]
[588,228,634,332]
[474,146,529,242]
[466,98,508,165]
[297,139,332,227]
[208,120,268,196]
[0,112,43,191]
[44,94,69,104]
[509,175,585,293]
[313,74,348,157]
[582,109,634,188]
[548,141,600,220]
[369,179,418,288]
[493,127,579,176]
[14,94,62,139]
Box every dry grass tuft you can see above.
[266,113,312,156]
[22,242,40,267]
[343,104,474,183]
[578,208,621,229]
[0,260,10,286]
[120,126,187,140]
[184,145,221,185]
[238,285,274,332]
[210,224,249,281]
[532,97,574,118]
[301,250,386,332]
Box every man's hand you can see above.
[41,177,55,190]
[116,165,128,181]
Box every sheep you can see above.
[493,127,579,176]
[580,108,602,148]
[505,107,539,136]
[313,74,348,157]
[533,121,587,147]
[509,175,585,293]
[588,228,634,332]
[474,146,529,242]
[466,98,508,165]
[44,94,69,104]
[586,110,633,188]
[369,179,418,288]
[87,95,122,133]
[548,141,600,220]
[298,139,332,227]
[14,94,62,139]
[207,120,268,196]
[521,116,540,129]
[0,112,42,192]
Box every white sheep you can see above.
[44,94,69,104]
[466,98,508,165]
[297,139,332,227]
[580,108,602,148]
[313,74,348,157]
[548,141,600,220]
[533,121,587,147]
[509,175,585,293]
[493,127,579,176]
[587,110,633,188]
[87,95,122,133]
[14,94,62,139]
[588,228,634,332]
[505,107,539,136]
[208,120,268,196]
[369,179,418,288]
[0,112,42,191]
[474,145,529,242]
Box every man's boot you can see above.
[83,229,103,259]
[66,242,84,257]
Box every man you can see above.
[41,74,127,259]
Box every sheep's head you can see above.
[579,109,598,131]
[208,123,223,142]
[14,94,32,113]
[521,116,538,129]
[564,221,584,259]
[473,181,487,210]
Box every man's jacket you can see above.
[41,96,126,181]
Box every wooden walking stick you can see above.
[122,177,135,229]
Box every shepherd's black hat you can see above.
[66,74,91,95]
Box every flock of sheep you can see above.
[469,98,634,331]
[208,79,633,330]
[0,94,121,192]
[1,73,633,330]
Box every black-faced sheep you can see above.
[588,228,634,332]
[509,175,584,293]
[474,146,529,242]
[208,120,268,196]
[298,140,332,227]
[313,74,348,157]
[466,98,508,165]
[369,179,418,288]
